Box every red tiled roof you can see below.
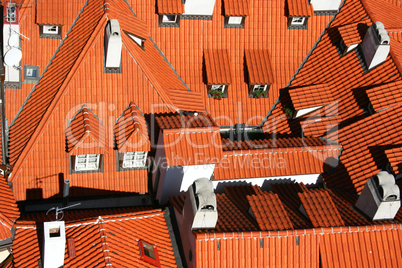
[223,0,250,16]
[298,189,345,228]
[362,0,402,31]
[0,212,13,242]
[366,81,402,112]
[156,113,218,129]
[0,175,19,222]
[287,0,313,17]
[289,84,334,110]
[162,127,223,166]
[385,147,402,175]
[36,0,85,26]
[247,192,294,231]
[338,22,365,47]
[65,106,107,155]
[245,49,274,85]
[157,0,184,15]
[114,102,150,153]
[13,209,179,268]
[204,49,233,85]
[214,138,340,180]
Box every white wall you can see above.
[184,0,216,16]
[310,0,342,12]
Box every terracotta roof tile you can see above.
[36,0,85,26]
[245,49,274,85]
[247,192,294,231]
[366,81,402,112]
[290,84,334,110]
[156,113,218,129]
[163,127,222,166]
[223,0,250,16]
[0,175,19,222]
[287,0,313,17]
[362,0,402,31]
[65,106,107,155]
[114,102,150,153]
[157,0,184,14]
[338,22,365,47]
[298,189,345,228]
[13,209,178,267]
[204,49,232,85]
[385,146,402,175]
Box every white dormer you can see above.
[310,0,342,13]
[355,171,400,221]
[43,221,66,268]
[362,21,390,70]
[183,0,216,17]
[105,19,122,69]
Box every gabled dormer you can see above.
[338,23,364,56]
[222,0,249,28]
[245,49,274,98]
[204,49,232,99]
[287,0,313,29]
[310,0,342,15]
[157,0,183,27]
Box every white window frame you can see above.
[122,151,148,168]
[211,84,226,93]
[74,154,100,171]
[252,85,268,92]
[43,25,59,34]
[162,14,177,23]
[227,16,243,25]
[291,17,306,26]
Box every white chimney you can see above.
[183,0,216,17]
[310,0,342,13]
[362,22,390,70]
[184,178,218,229]
[105,19,122,68]
[355,171,400,221]
[43,221,66,268]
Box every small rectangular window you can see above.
[121,151,148,168]
[211,84,225,93]
[40,25,62,39]
[228,16,243,25]
[159,14,180,27]
[43,25,59,34]
[291,17,305,25]
[6,3,18,23]
[139,240,161,267]
[24,65,40,83]
[253,85,267,92]
[74,154,100,171]
[162,15,177,23]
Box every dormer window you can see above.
[222,0,249,28]
[250,84,269,98]
[127,33,145,48]
[286,0,312,29]
[5,2,18,24]
[338,23,363,56]
[73,154,101,172]
[120,151,148,169]
[225,16,245,28]
[40,25,62,39]
[159,14,180,27]
[245,49,274,98]
[139,240,161,267]
[288,16,308,29]
[204,49,232,99]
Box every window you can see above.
[24,65,40,82]
[209,84,228,99]
[5,3,18,23]
[73,154,101,171]
[49,227,61,238]
[212,84,225,92]
[288,16,308,29]
[249,84,269,98]
[121,151,148,168]
[139,240,161,267]
[162,15,177,23]
[225,16,245,28]
[228,16,243,25]
[253,85,268,92]
[40,25,62,39]
[159,14,180,27]
[291,17,305,25]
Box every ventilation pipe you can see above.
[43,221,66,268]
[105,19,122,68]
[355,171,400,221]
[362,21,390,70]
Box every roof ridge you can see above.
[8,0,107,178]
[98,219,114,267]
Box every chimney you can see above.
[43,221,66,268]
[355,171,400,221]
[63,179,70,206]
[362,22,390,70]
[105,19,122,69]
[310,0,342,13]
[183,0,216,17]
[184,178,218,229]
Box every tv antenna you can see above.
[46,202,81,221]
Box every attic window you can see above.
[120,151,148,169]
[139,240,161,267]
[209,84,228,99]
[24,65,40,83]
[71,154,103,173]
[225,16,245,28]
[49,227,61,238]
[5,2,18,23]
[159,14,180,27]
[204,49,232,98]
[128,33,145,48]
[250,84,269,98]
[288,17,308,29]
[40,25,62,39]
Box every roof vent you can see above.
[355,171,400,221]
[105,19,122,69]
[43,221,66,268]
[186,178,218,229]
[362,21,390,70]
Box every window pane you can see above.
[228,16,243,24]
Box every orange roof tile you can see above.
[289,84,334,110]
[385,146,402,175]
[65,106,107,155]
[157,0,183,15]
[156,113,218,129]
[204,49,233,85]
[13,209,179,268]
[298,189,345,227]
[245,49,275,85]
[222,0,250,16]
[0,175,19,223]
[287,0,313,17]
[366,81,402,112]
[247,192,294,231]
[114,102,150,153]
[362,0,402,31]
[0,212,13,242]
[162,127,223,166]
[338,22,365,47]
[36,0,85,26]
